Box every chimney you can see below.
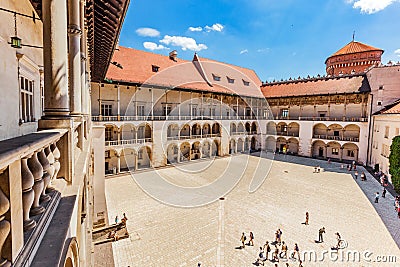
[169,50,178,62]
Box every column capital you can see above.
[68,24,82,35]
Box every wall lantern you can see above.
[10,36,22,48]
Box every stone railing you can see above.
[92,115,266,122]
[0,129,67,266]
[312,135,359,142]
[105,138,152,146]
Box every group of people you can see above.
[239,228,304,266]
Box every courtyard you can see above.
[102,154,400,266]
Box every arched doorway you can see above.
[202,141,211,158]
[167,143,179,164]
[312,140,326,158]
[237,138,244,153]
[191,141,201,159]
[211,140,219,156]
[251,136,257,151]
[120,148,136,172]
[265,136,276,152]
[180,142,190,161]
[229,139,236,154]
[137,146,152,169]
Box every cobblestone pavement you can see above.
[104,154,400,267]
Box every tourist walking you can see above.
[375,192,379,203]
[240,232,246,248]
[272,245,279,262]
[115,215,118,224]
[263,241,271,259]
[335,232,341,249]
[382,188,386,198]
[249,231,254,246]
[361,172,366,181]
[291,243,300,260]
[318,227,325,242]
[280,241,288,259]
[304,212,309,225]
[121,213,128,225]
[354,170,358,179]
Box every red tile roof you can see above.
[261,75,370,98]
[106,47,263,97]
[328,41,383,58]
[382,101,400,114]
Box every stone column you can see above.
[38,149,51,202]
[42,0,70,116]
[21,158,36,231]
[27,153,45,216]
[68,0,82,115]
[80,0,88,115]
[117,155,121,174]
[117,85,121,120]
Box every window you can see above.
[138,150,143,160]
[333,130,339,137]
[378,85,384,90]
[282,125,288,133]
[381,144,390,158]
[137,105,144,116]
[246,108,251,116]
[163,106,171,116]
[212,74,221,81]
[281,109,289,118]
[105,150,110,158]
[233,106,238,115]
[318,112,326,118]
[101,104,112,116]
[332,148,339,155]
[152,65,159,72]
[242,79,250,86]
[384,126,389,138]
[20,76,34,123]
[105,127,113,141]
[192,106,197,116]
[227,77,235,84]
[210,108,216,116]
[377,101,382,106]
[347,150,355,157]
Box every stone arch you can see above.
[277,122,288,136]
[167,123,179,140]
[230,122,237,135]
[276,137,288,153]
[237,122,245,133]
[266,121,276,134]
[251,122,258,134]
[313,123,328,138]
[265,136,276,152]
[229,139,236,154]
[121,123,136,140]
[191,141,201,159]
[326,141,341,159]
[288,122,300,137]
[244,137,250,151]
[167,143,179,164]
[180,142,191,161]
[191,123,202,137]
[251,136,257,151]
[287,138,299,154]
[237,138,244,153]
[137,146,152,169]
[202,141,211,158]
[120,148,136,172]
[312,140,326,158]
[61,238,78,267]
[104,124,119,141]
[343,124,360,141]
[105,148,119,174]
[180,124,191,139]
[211,139,220,156]
[137,123,152,140]
[202,123,211,136]
[212,123,221,136]
[245,122,251,133]
[342,142,359,161]
[327,123,343,140]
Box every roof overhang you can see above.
[29,0,130,82]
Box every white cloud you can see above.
[204,23,224,32]
[395,49,400,57]
[257,48,270,53]
[346,0,399,14]
[240,49,248,55]
[143,42,168,51]
[160,35,207,51]
[188,26,203,32]
[135,28,160,37]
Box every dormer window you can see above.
[242,79,250,86]
[227,77,235,84]
[212,74,221,81]
[152,65,160,72]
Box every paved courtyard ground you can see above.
[103,154,400,267]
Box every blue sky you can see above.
[118,0,400,82]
